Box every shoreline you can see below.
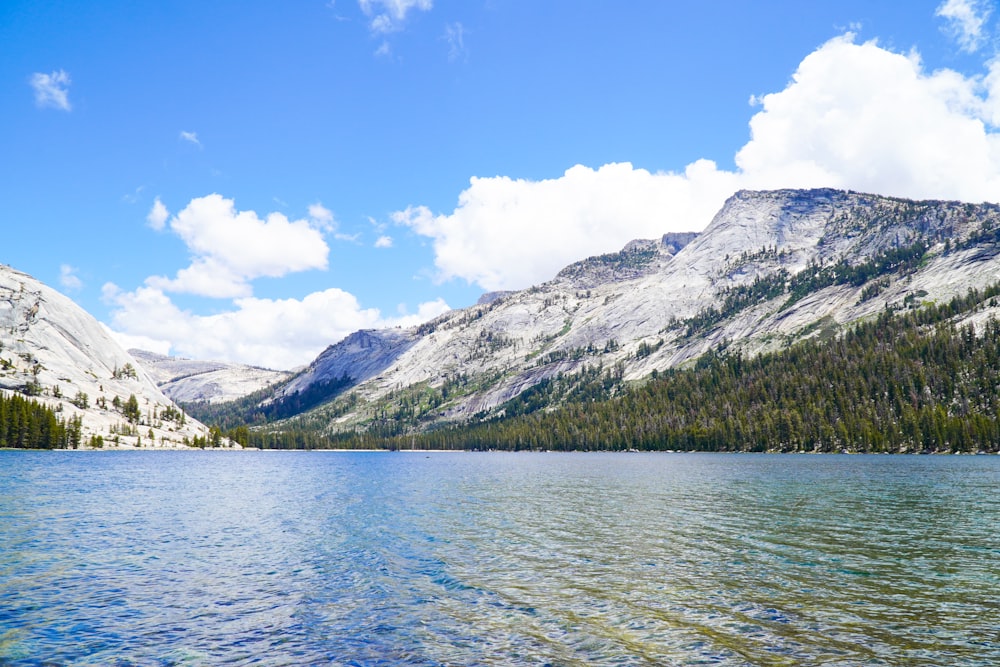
[3,447,997,455]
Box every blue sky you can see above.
[4,0,1000,368]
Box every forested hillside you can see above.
[417,287,1000,453]
[0,391,89,449]
[226,285,1000,452]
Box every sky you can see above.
[4,0,1000,370]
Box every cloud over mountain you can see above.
[399,34,1000,293]
[105,195,449,368]
[104,283,449,370]
[395,161,736,291]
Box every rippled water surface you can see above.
[0,451,998,666]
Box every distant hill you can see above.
[130,349,291,405]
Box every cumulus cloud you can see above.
[359,0,432,33]
[398,33,1000,292]
[103,282,449,369]
[30,70,71,111]
[146,194,329,298]
[735,34,1000,200]
[936,0,993,52]
[108,193,449,367]
[395,161,737,290]
[375,235,394,248]
[59,264,82,291]
[147,198,169,230]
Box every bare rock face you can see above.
[0,266,216,447]
[274,329,418,400]
[659,232,699,255]
[555,232,693,289]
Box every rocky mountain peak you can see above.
[555,232,698,289]
[276,328,418,400]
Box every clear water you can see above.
[0,451,997,666]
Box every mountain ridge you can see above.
[238,187,1000,437]
[130,349,291,405]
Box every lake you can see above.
[0,450,997,666]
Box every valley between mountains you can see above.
[6,187,1000,450]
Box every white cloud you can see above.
[375,235,394,248]
[104,283,449,368]
[359,0,432,33]
[936,0,993,53]
[147,198,169,230]
[398,33,1000,292]
[59,264,82,291]
[734,34,1000,200]
[445,22,467,62]
[146,194,330,298]
[30,70,71,111]
[984,58,1000,126]
[308,202,336,231]
[179,130,202,147]
[308,202,362,241]
[107,193,450,367]
[395,161,738,291]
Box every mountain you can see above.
[131,349,291,404]
[0,265,216,447]
[401,291,1000,453]
[217,188,1000,438]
